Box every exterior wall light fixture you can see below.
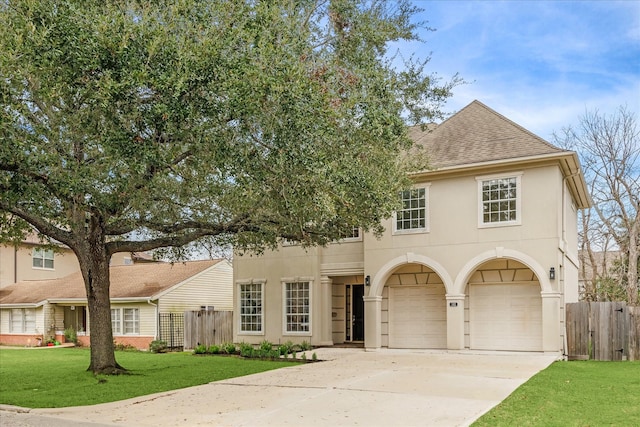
[549,267,555,280]
[365,275,370,286]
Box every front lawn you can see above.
[473,360,640,426]
[0,347,298,408]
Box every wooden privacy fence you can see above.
[183,310,233,350]
[566,302,640,361]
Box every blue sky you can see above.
[403,0,640,141]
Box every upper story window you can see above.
[238,281,264,334]
[32,248,54,269]
[339,226,361,241]
[394,185,429,234]
[477,173,522,227]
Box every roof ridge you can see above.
[468,100,565,152]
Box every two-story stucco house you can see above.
[233,100,590,354]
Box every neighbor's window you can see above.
[111,308,121,334]
[32,248,54,269]
[111,308,139,335]
[9,308,36,333]
[239,282,263,333]
[477,173,522,227]
[283,281,310,334]
[394,185,429,233]
[123,308,140,334]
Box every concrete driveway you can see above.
[1,348,557,427]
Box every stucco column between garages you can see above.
[363,295,382,350]
[446,294,466,350]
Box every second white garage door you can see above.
[389,285,446,348]
[469,283,542,351]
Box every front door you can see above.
[346,284,365,341]
[64,306,87,333]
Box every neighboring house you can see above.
[233,100,590,354]
[0,233,154,288]
[0,259,232,349]
[0,234,80,288]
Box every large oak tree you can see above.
[0,0,459,373]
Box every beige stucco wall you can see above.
[0,245,150,289]
[0,244,80,288]
[234,161,582,352]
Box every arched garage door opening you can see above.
[466,259,542,351]
[383,263,446,349]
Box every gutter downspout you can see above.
[148,299,159,340]
[14,246,18,283]
[562,170,581,358]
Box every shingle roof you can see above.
[409,100,567,169]
[0,260,222,305]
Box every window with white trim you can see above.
[9,308,36,333]
[394,185,429,233]
[339,226,361,241]
[32,248,54,269]
[477,173,522,227]
[283,281,310,334]
[111,308,139,335]
[239,282,263,333]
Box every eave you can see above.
[409,151,591,209]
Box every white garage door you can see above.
[389,285,446,348]
[470,283,542,351]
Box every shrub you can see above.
[312,352,317,361]
[114,341,138,352]
[207,345,220,354]
[259,340,273,352]
[239,342,254,358]
[63,327,77,344]
[149,340,168,353]
[193,344,207,354]
[299,340,311,351]
[222,342,237,354]
[278,341,294,356]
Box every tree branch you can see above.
[0,202,74,248]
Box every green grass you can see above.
[473,360,640,427]
[0,347,298,408]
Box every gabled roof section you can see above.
[0,260,223,305]
[409,100,566,169]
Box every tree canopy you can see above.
[0,0,459,373]
[554,106,639,305]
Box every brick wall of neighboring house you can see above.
[113,335,154,350]
[0,334,45,347]
[75,335,154,350]
[77,335,90,347]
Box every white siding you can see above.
[0,309,10,334]
[0,307,45,335]
[158,261,233,312]
[110,303,156,336]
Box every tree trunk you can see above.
[76,235,126,375]
[628,222,639,305]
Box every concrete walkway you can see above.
[1,348,558,427]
